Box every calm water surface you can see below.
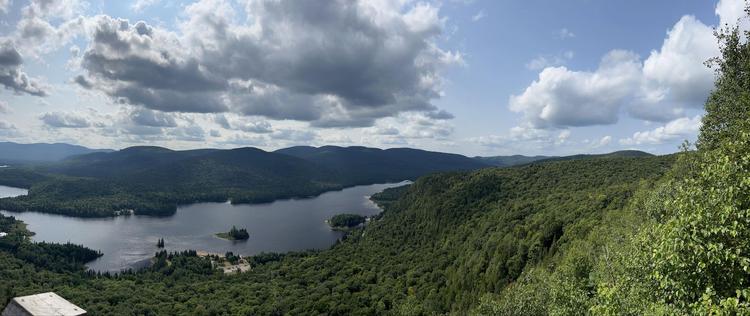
[0,182,407,272]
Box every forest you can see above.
[216,226,250,241]
[328,214,367,229]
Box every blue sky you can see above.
[0,0,742,156]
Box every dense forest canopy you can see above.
[328,214,367,228]
[216,226,250,241]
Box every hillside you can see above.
[0,145,487,217]
[476,150,652,167]
[0,154,675,314]
[275,146,488,185]
[43,146,220,178]
[0,142,111,164]
[475,154,551,167]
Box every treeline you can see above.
[217,226,249,240]
[328,214,366,228]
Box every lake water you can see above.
[0,182,407,272]
[0,185,27,198]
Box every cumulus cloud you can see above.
[235,120,272,134]
[632,15,719,122]
[131,0,160,12]
[0,40,48,96]
[168,125,205,141]
[40,111,91,128]
[70,0,459,128]
[593,135,612,148]
[77,16,228,113]
[469,126,571,150]
[0,0,10,14]
[368,112,454,144]
[0,119,18,137]
[716,0,750,32]
[13,0,87,57]
[512,5,732,130]
[270,129,317,142]
[425,110,455,120]
[620,115,702,145]
[213,114,273,133]
[129,108,178,127]
[511,50,642,128]
[525,51,574,70]
[0,100,9,114]
[0,120,14,129]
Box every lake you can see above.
[0,182,407,272]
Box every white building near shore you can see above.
[2,292,86,316]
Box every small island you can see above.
[216,226,250,241]
[328,213,367,230]
[156,238,165,248]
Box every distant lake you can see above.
[0,185,27,198]
[0,182,407,272]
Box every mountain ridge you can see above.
[0,141,112,163]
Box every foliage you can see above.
[216,226,249,241]
[329,214,366,228]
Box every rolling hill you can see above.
[476,150,653,167]
[276,145,489,185]
[0,145,488,217]
[0,142,111,164]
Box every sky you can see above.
[0,0,745,156]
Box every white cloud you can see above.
[0,120,14,129]
[39,111,91,128]
[369,112,454,142]
[129,108,178,127]
[0,100,9,114]
[525,51,574,70]
[511,4,736,130]
[716,0,750,32]
[472,10,485,22]
[632,15,719,122]
[558,28,575,39]
[13,0,87,58]
[511,50,642,128]
[0,40,48,96]
[594,135,612,148]
[131,0,160,12]
[66,0,460,128]
[469,125,571,149]
[213,114,273,133]
[620,115,702,145]
[0,119,18,137]
[0,0,10,14]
